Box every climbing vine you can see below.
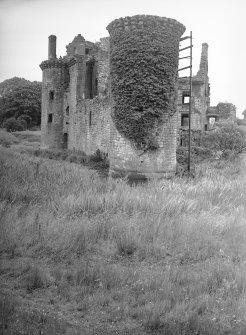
[108,16,185,150]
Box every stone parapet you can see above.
[106,15,185,36]
[40,59,68,70]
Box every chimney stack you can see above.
[48,35,57,60]
[197,42,208,78]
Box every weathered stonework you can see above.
[177,43,210,139]
[40,59,68,149]
[39,15,226,179]
[177,42,236,138]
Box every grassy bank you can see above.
[1,143,246,334]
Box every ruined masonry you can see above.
[40,15,235,180]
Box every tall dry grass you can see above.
[1,146,246,334]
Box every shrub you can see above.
[3,117,26,132]
[201,121,246,158]
[0,129,20,147]
[89,149,104,162]
[17,118,27,130]
[25,265,50,292]
[17,114,31,128]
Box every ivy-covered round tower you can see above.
[40,35,69,149]
[107,15,185,180]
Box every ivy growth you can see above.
[108,15,185,150]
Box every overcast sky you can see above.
[0,0,245,117]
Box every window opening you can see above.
[182,92,190,104]
[89,111,92,127]
[63,133,68,148]
[85,62,93,99]
[209,117,216,126]
[85,61,98,99]
[48,114,53,123]
[181,113,189,127]
[49,91,54,100]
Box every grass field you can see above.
[1,130,246,334]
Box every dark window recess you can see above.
[63,133,68,149]
[204,124,208,131]
[182,92,190,104]
[85,61,97,99]
[85,48,90,55]
[49,91,54,100]
[89,111,92,127]
[181,114,189,127]
[95,78,98,93]
[66,122,69,125]
[48,114,53,123]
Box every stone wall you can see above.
[177,79,204,130]
[97,37,110,97]
[177,42,210,140]
[65,37,111,155]
[109,113,178,179]
[67,97,111,154]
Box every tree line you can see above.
[0,77,41,131]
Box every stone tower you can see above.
[107,15,185,180]
[40,35,69,149]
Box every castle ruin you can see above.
[40,15,235,180]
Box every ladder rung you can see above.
[179,56,191,60]
[178,65,192,72]
[180,36,191,41]
[179,45,193,52]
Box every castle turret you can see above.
[40,35,68,149]
[107,15,185,180]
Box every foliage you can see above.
[0,76,34,96]
[108,15,184,150]
[3,117,27,132]
[201,120,246,158]
[18,113,32,126]
[0,129,20,147]
[0,81,41,127]
[216,102,236,120]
